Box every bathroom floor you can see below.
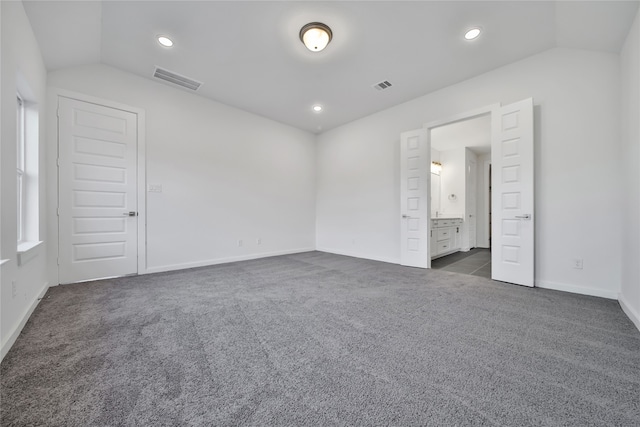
[431,248,491,279]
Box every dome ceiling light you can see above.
[300,22,332,52]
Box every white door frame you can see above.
[481,159,492,248]
[50,89,146,283]
[423,103,499,251]
[420,101,535,288]
[466,153,478,250]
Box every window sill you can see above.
[17,241,43,266]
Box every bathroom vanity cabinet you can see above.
[430,218,463,259]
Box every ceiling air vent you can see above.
[153,67,202,91]
[373,80,393,91]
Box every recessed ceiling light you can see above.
[464,28,481,41]
[312,105,323,112]
[157,36,174,47]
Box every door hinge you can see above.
[56,257,60,265]
[57,208,60,216]
[57,158,60,167]
[56,108,60,118]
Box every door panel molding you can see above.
[54,90,146,283]
[400,129,430,268]
[491,98,534,286]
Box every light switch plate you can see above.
[148,184,162,193]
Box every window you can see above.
[15,90,41,258]
[17,95,25,243]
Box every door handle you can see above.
[515,214,531,220]
[123,212,137,217]
[402,214,415,219]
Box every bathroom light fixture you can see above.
[157,35,174,47]
[312,104,323,112]
[464,27,481,40]
[431,161,442,174]
[300,22,332,52]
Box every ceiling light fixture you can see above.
[157,35,174,47]
[312,104,323,112]
[431,161,443,174]
[464,27,481,41]
[300,22,332,52]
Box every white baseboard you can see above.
[144,247,316,275]
[619,294,640,332]
[315,247,398,265]
[1,282,50,362]
[535,279,618,300]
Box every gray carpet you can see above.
[2,251,639,426]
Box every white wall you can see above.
[476,153,491,248]
[620,9,640,330]
[430,149,441,216]
[317,47,622,299]
[439,148,465,218]
[1,1,49,360]
[463,148,478,251]
[430,120,490,248]
[47,64,316,275]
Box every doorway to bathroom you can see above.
[399,99,534,287]
[429,113,492,279]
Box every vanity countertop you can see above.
[432,216,463,220]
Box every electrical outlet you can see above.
[12,281,17,298]
[148,184,163,193]
[573,258,583,269]
[256,238,262,245]
[237,239,243,247]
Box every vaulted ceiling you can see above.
[23,1,639,133]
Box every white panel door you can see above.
[400,129,430,268]
[491,98,534,286]
[58,97,138,284]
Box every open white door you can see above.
[58,97,139,284]
[400,129,430,268]
[491,98,534,286]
